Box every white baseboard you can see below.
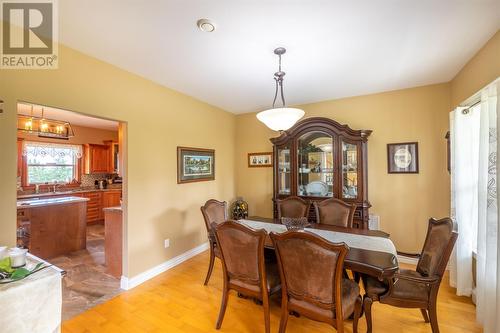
[120,242,209,290]
[397,255,451,271]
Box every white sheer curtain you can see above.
[476,81,499,333]
[450,79,499,333]
[449,105,480,296]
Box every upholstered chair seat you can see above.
[364,269,430,302]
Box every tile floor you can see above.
[50,224,121,320]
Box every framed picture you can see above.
[387,142,419,174]
[177,147,215,184]
[248,152,273,168]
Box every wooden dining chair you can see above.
[270,230,362,333]
[200,199,227,285]
[212,220,281,333]
[313,198,356,227]
[277,196,310,219]
[362,217,458,333]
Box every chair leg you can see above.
[279,304,289,333]
[353,296,362,333]
[215,286,229,329]
[428,301,440,333]
[204,246,216,285]
[262,296,271,333]
[420,309,430,323]
[363,296,373,333]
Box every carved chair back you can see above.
[213,221,267,290]
[277,196,310,219]
[270,231,348,318]
[200,199,227,233]
[416,217,458,278]
[313,198,356,227]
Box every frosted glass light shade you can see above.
[256,107,305,131]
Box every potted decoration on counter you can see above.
[231,198,249,220]
[0,247,48,284]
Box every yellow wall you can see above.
[451,30,500,107]
[236,84,451,252]
[17,124,118,145]
[0,45,236,277]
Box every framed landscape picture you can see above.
[177,147,215,183]
[387,142,419,174]
[248,152,273,168]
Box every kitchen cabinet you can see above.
[81,191,102,223]
[104,141,120,174]
[84,144,110,174]
[102,190,121,209]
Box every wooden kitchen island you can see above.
[17,196,89,259]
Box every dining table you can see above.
[237,216,399,280]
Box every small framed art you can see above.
[387,142,419,174]
[248,152,273,168]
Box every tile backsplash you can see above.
[80,173,116,187]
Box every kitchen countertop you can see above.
[103,206,122,212]
[17,187,122,199]
[17,196,90,209]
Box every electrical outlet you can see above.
[164,239,170,248]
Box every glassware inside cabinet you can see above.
[278,147,291,195]
[342,142,358,199]
[297,131,334,197]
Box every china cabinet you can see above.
[271,117,372,228]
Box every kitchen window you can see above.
[23,141,82,185]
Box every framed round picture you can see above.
[387,142,419,173]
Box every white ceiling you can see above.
[59,1,500,114]
[17,103,119,131]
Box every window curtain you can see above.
[22,141,83,158]
[475,81,499,333]
[449,105,480,296]
[450,79,499,333]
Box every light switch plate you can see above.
[164,239,170,248]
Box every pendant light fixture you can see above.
[17,105,75,140]
[256,47,305,132]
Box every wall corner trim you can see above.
[120,242,209,290]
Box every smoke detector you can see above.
[197,19,216,32]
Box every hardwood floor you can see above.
[62,250,482,333]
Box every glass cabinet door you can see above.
[277,146,291,195]
[342,141,358,199]
[297,131,334,197]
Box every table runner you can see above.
[239,219,397,256]
[0,255,62,333]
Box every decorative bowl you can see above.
[281,217,311,231]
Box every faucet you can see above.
[52,183,64,193]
